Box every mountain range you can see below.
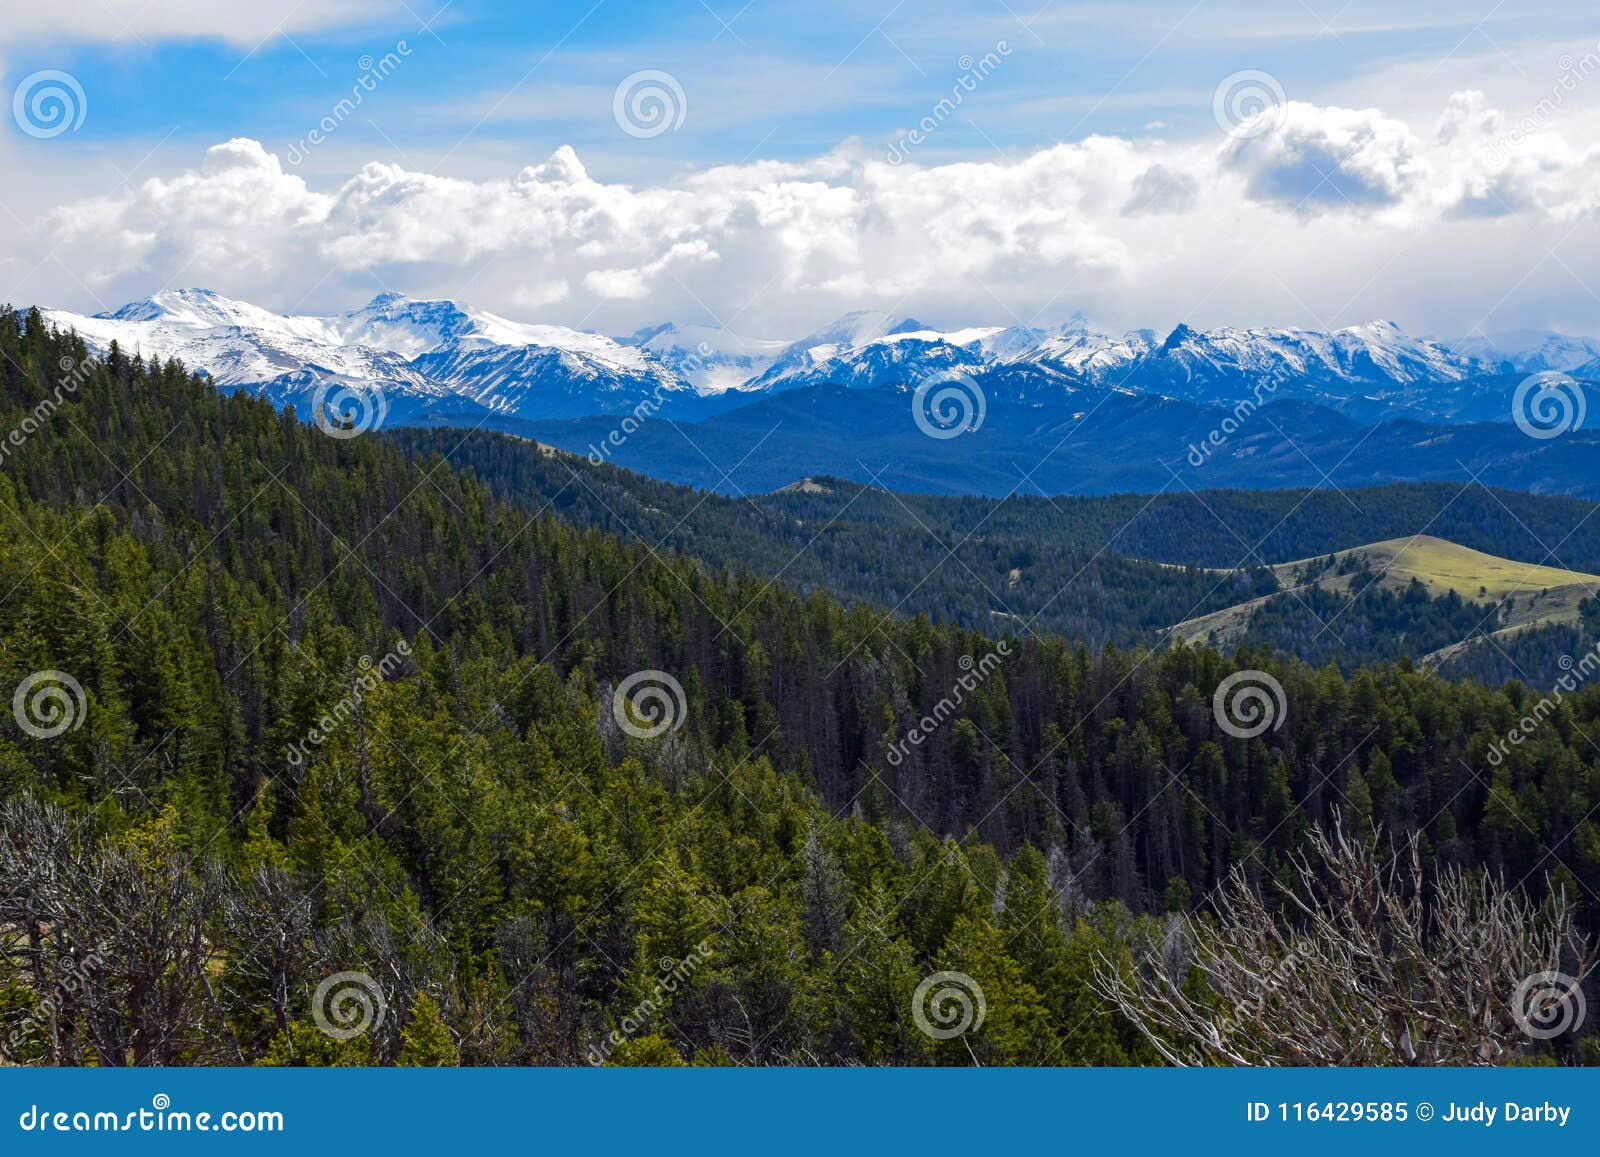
[42,289,690,425]
[32,288,1600,497]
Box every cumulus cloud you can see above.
[1435,90,1502,146]
[24,92,1600,336]
[1221,101,1428,211]
[1121,164,1200,216]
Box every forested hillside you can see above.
[385,429,1280,649]
[394,430,1600,680]
[1,308,1597,1066]
[396,432,1600,576]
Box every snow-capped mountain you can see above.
[746,310,899,390]
[1123,320,1493,407]
[748,323,994,393]
[53,290,441,395]
[747,314,1090,393]
[1448,330,1600,375]
[40,289,693,425]
[744,311,1499,411]
[619,322,787,393]
[34,289,1600,438]
[1009,320,1158,385]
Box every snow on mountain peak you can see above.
[103,288,284,331]
[1448,329,1600,374]
[37,288,1596,428]
[619,321,788,393]
[41,289,692,423]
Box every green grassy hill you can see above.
[1166,535,1600,668]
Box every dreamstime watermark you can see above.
[1213,69,1286,140]
[286,42,413,165]
[11,70,86,139]
[310,380,390,438]
[586,940,714,1064]
[285,643,411,769]
[885,642,1012,766]
[587,344,713,465]
[885,41,1012,163]
[1212,669,1287,739]
[1511,970,1587,1040]
[1185,380,1278,467]
[611,669,688,739]
[2,950,105,1060]
[912,970,986,1040]
[911,368,987,440]
[311,970,387,1041]
[17,1095,283,1135]
[12,670,87,739]
[1219,950,1299,1033]
[1511,370,1585,440]
[613,70,687,138]
[0,354,95,468]
[1485,640,1600,766]
[1486,41,1600,170]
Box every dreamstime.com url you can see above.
[17,1094,284,1135]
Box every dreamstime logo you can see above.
[285,643,412,770]
[1511,371,1585,440]
[311,971,387,1041]
[1212,70,1286,140]
[2,950,105,1060]
[16,1093,283,1134]
[586,939,714,1065]
[886,642,1012,766]
[612,669,687,739]
[1220,951,1299,1032]
[1484,40,1600,171]
[912,971,986,1040]
[587,344,712,465]
[310,381,388,438]
[1185,380,1278,467]
[285,41,412,166]
[885,40,1012,163]
[912,370,986,439]
[12,70,87,139]
[0,355,94,468]
[1212,669,1287,739]
[1486,640,1600,767]
[12,670,87,739]
[613,70,687,138]
[1511,970,1586,1040]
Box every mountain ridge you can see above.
[38,288,1600,430]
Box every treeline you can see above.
[0,308,1595,1065]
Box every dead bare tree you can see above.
[1095,820,1594,1065]
[0,795,223,1065]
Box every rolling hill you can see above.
[1166,535,1600,670]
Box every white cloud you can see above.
[20,93,1600,338]
[1122,163,1200,215]
[4,0,400,46]
[1221,101,1428,211]
[1435,90,1502,145]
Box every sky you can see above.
[4,0,1600,342]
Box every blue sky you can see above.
[12,1,1594,172]
[5,1,1600,338]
